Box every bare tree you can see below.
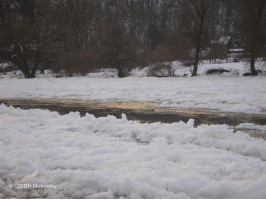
[240,0,266,75]
[207,43,227,64]
[0,1,63,78]
[180,0,216,76]
[98,20,138,78]
[2,0,251,78]
[62,0,95,51]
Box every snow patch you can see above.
[1,105,266,198]
[0,76,265,114]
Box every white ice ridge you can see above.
[0,104,266,198]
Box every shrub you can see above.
[57,51,97,76]
[206,68,230,75]
[182,60,194,67]
[207,43,227,63]
[0,63,18,73]
[138,44,172,66]
[148,62,176,77]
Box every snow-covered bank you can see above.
[130,61,266,77]
[1,60,266,79]
[0,76,265,114]
[0,104,266,198]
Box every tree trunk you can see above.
[17,61,36,78]
[250,52,258,76]
[191,0,205,77]
[21,69,32,78]
[249,31,258,76]
[18,63,32,78]
[117,65,125,78]
[29,69,37,78]
[192,45,200,76]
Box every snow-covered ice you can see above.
[0,76,265,114]
[0,104,266,198]
[236,123,266,132]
